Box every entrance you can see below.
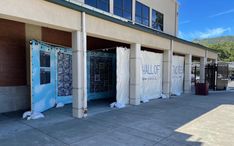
[87,50,116,102]
[31,40,72,113]
[141,50,163,101]
[171,55,185,96]
[86,36,130,112]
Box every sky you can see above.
[178,0,234,41]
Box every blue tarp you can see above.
[31,40,72,113]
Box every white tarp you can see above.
[141,51,163,101]
[116,47,130,105]
[171,55,185,96]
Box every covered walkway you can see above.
[0,92,234,146]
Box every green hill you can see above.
[194,36,234,45]
[193,36,234,62]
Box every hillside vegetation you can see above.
[194,36,234,62]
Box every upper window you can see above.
[85,0,109,12]
[135,1,149,26]
[114,0,132,20]
[152,9,164,31]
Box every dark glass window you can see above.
[40,51,50,67]
[152,9,164,31]
[40,68,51,85]
[85,0,109,12]
[40,51,51,84]
[114,0,132,20]
[135,1,149,26]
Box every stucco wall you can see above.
[72,0,178,36]
[139,0,178,36]
[86,14,171,50]
[0,0,81,31]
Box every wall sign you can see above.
[171,55,185,95]
[141,51,163,100]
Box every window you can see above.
[152,9,164,31]
[135,1,149,26]
[40,51,51,84]
[114,0,132,20]
[85,0,109,12]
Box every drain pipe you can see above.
[82,12,88,117]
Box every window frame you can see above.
[114,0,132,20]
[152,9,164,31]
[135,1,150,26]
[85,0,110,12]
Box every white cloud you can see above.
[180,27,231,40]
[178,31,185,39]
[193,27,231,39]
[180,20,191,25]
[210,9,234,18]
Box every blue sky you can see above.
[178,0,234,41]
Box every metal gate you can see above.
[205,64,217,90]
[205,63,229,90]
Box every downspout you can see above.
[175,2,178,36]
[82,12,88,117]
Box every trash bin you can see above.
[195,83,209,96]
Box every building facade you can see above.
[0,0,217,117]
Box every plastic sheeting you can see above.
[87,51,116,100]
[141,51,163,101]
[116,47,130,105]
[31,40,72,113]
[171,55,185,96]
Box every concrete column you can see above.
[130,43,141,105]
[132,0,136,23]
[25,24,42,110]
[162,40,173,98]
[109,0,114,14]
[25,24,41,86]
[184,54,192,93]
[200,57,207,83]
[72,13,87,118]
[162,49,172,98]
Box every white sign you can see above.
[171,55,185,95]
[141,51,163,100]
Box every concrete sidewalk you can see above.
[1,92,234,146]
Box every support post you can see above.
[162,40,173,98]
[72,12,87,118]
[200,57,207,83]
[130,43,141,105]
[184,54,192,93]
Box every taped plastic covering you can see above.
[23,111,45,120]
[116,47,130,105]
[30,40,72,114]
[87,51,116,100]
[171,55,185,96]
[141,51,163,101]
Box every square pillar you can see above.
[72,30,87,118]
[162,49,172,98]
[200,57,207,83]
[130,44,141,105]
[184,54,192,93]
